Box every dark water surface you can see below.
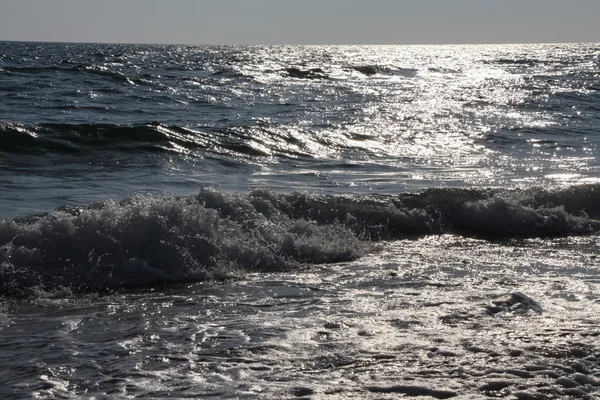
[2,42,600,216]
[1,42,600,398]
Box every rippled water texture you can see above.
[2,42,600,399]
[2,43,600,217]
[2,236,600,398]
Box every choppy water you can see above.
[2,42,600,399]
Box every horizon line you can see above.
[1,39,599,47]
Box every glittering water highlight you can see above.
[1,42,600,398]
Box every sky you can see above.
[0,0,599,45]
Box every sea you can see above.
[1,41,600,399]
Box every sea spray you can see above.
[0,190,363,293]
[2,186,600,293]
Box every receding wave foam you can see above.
[1,185,600,294]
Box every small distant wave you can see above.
[487,58,544,66]
[350,65,418,77]
[428,67,460,74]
[0,122,284,159]
[284,67,329,80]
[0,121,353,161]
[281,65,417,80]
[0,121,202,154]
[2,63,148,85]
[496,58,539,65]
[2,185,600,294]
[210,68,246,78]
[2,65,70,74]
[491,57,579,67]
[279,65,419,80]
[351,65,388,76]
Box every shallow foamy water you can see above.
[2,235,599,399]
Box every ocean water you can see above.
[1,41,600,398]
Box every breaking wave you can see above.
[2,185,600,294]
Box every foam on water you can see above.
[2,185,600,294]
[2,235,599,399]
[2,42,600,398]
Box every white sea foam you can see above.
[2,186,600,293]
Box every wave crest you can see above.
[2,186,600,294]
[0,190,362,294]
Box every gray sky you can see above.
[1,0,599,45]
